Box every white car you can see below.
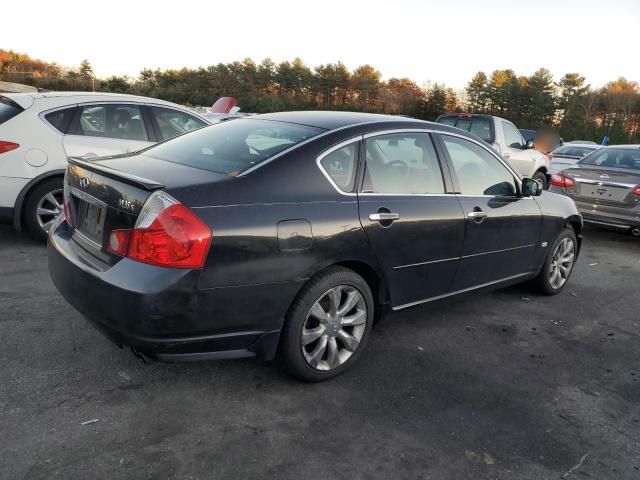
[0,92,209,240]
[436,114,551,187]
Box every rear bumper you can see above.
[574,202,640,230]
[48,219,301,361]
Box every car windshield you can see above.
[437,116,493,143]
[552,145,598,157]
[579,148,640,171]
[145,119,325,175]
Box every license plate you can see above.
[580,185,628,203]
[78,201,107,245]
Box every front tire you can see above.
[532,227,577,295]
[533,170,548,189]
[23,177,64,242]
[279,267,374,382]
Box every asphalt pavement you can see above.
[1,224,639,479]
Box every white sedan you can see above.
[0,92,209,240]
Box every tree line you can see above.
[1,49,638,144]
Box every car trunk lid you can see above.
[565,165,640,207]
[65,154,226,264]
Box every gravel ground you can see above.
[1,224,639,479]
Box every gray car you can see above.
[549,145,640,236]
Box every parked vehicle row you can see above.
[0,92,209,241]
[549,145,640,236]
[435,114,551,187]
[48,111,582,381]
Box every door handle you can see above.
[467,211,488,219]
[503,152,511,159]
[369,212,400,222]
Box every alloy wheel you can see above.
[36,189,64,233]
[301,285,367,371]
[549,237,575,289]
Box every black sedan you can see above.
[48,112,582,381]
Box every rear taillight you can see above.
[108,191,212,269]
[633,187,640,197]
[0,141,19,154]
[550,173,576,188]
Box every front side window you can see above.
[75,104,148,141]
[145,119,324,175]
[502,121,524,149]
[320,143,358,192]
[442,135,517,196]
[362,133,445,194]
[150,106,207,141]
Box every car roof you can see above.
[557,143,600,149]
[2,92,207,120]
[600,144,640,150]
[437,113,507,122]
[255,111,430,130]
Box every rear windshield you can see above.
[552,145,598,157]
[437,116,494,143]
[0,97,24,125]
[145,119,325,175]
[579,148,640,171]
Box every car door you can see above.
[501,120,534,176]
[437,133,542,291]
[147,105,208,142]
[357,131,465,308]
[63,103,154,159]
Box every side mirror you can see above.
[525,140,535,149]
[522,177,542,197]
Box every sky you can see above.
[2,0,638,89]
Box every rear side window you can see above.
[74,104,148,141]
[362,133,445,194]
[437,116,494,143]
[44,107,75,133]
[0,97,23,125]
[579,149,640,171]
[145,119,324,175]
[320,143,358,192]
[442,135,516,196]
[150,106,207,141]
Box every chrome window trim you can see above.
[316,137,361,197]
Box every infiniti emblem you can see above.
[599,174,609,181]
[80,176,90,189]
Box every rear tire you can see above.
[532,227,577,295]
[533,170,548,189]
[279,266,374,382]
[23,177,64,243]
